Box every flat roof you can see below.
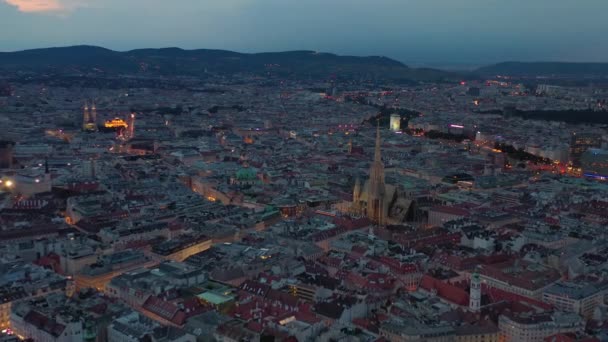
[197,291,233,305]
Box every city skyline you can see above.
[1,0,608,66]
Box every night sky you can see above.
[1,0,606,67]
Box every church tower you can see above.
[469,267,481,312]
[367,122,386,225]
[352,177,362,215]
[90,101,97,127]
[82,101,90,131]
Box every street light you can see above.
[4,180,13,187]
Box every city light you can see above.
[104,118,129,129]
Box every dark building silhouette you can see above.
[0,140,15,169]
[570,133,602,166]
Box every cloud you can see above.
[3,0,86,14]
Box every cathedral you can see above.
[351,124,414,225]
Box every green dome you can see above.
[236,167,257,181]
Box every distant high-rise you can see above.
[390,114,401,132]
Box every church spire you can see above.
[367,119,386,225]
[83,101,90,131]
[374,119,382,162]
[353,176,361,200]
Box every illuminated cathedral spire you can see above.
[352,176,362,215]
[367,120,386,225]
[82,101,90,131]
[82,100,97,131]
[353,176,361,201]
[90,101,97,125]
[374,120,382,163]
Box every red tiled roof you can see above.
[143,296,187,325]
[483,284,552,310]
[246,321,264,333]
[420,275,469,306]
[266,289,298,308]
[479,260,560,291]
[23,311,66,338]
[375,256,418,274]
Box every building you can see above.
[570,133,602,166]
[104,117,129,129]
[10,290,130,342]
[107,311,195,342]
[380,321,454,341]
[469,269,481,312]
[498,311,584,342]
[479,259,560,300]
[0,141,14,169]
[352,124,401,225]
[428,206,470,227]
[542,279,608,319]
[59,245,98,276]
[108,311,158,342]
[454,324,500,342]
[0,263,73,330]
[581,148,608,180]
[390,114,401,132]
[288,283,317,302]
[10,294,94,342]
[13,161,52,196]
[82,101,98,132]
[75,249,154,291]
[11,307,84,342]
[81,159,97,179]
[106,261,207,307]
[151,235,212,262]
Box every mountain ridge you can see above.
[0,45,451,82]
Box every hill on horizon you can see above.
[0,45,455,82]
